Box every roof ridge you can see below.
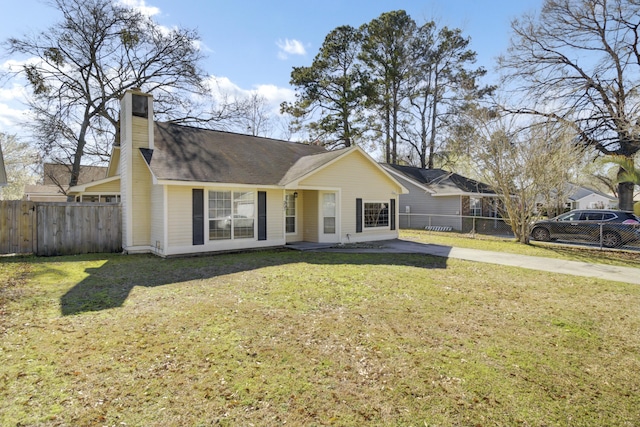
[158,121,316,147]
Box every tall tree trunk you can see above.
[618,180,635,211]
[427,72,439,169]
[391,90,398,164]
[617,157,636,211]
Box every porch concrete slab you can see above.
[287,239,640,285]
[285,242,335,251]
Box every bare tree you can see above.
[498,0,640,211]
[469,108,583,243]
[3,0,212,193]
[0,133,38,200]
[235,93,274,137]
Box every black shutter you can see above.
[356,198,362,233]
[258,191,267,241]
[390,198,396,231]
[192,189,204,245]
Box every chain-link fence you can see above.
[399,213,640,251]
[400,213,514,237]
[529,220,640,250]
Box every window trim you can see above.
[362,200,390,229]
[285,191,297,234]
[207,189,256,241]
[470,197,482,217]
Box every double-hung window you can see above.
[470,197,482,216]
[208,190,255,240]
[363,202,389,228]
[285,192,296,233]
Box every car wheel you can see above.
[531,227,550,242]
[602,231,622,248]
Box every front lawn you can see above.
[1,250,639,426]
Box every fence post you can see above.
[599,223,603,250]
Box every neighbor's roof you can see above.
[566,183,616,201]
[23,184,67,201]
[43,163,107,186]
[141,122,328,185]
[383,164,495,195]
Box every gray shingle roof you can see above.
[141,122,327,185]
[384,164,495,195]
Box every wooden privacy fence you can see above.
[0,201,121,256]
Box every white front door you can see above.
[319,191,339,243]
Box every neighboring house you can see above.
[381,164,499,231]
[0,140,7,187]
[566,183,617,210]
[24,163,112,202]
[70,89,407,257]
[23,184,68,202]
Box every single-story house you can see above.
[535,183,618,216]
[381,164,499,231]
[23,184,67,202]
[566,183,617,210]
[24,163,111,202]
[70,89,407,257]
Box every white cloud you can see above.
[0,102,31,135]
[115,0,160,17]
[206,76,295,111]
[0,84,28,103]
[254,84,295,110]
[276,39,306,60]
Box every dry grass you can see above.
[1,249,639,426]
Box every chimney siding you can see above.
[120,90,154,252]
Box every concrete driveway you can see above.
[286,239,640,285]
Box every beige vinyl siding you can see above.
[299,151,402,241]
[166,185,193,248]
[107,149,120,177]
[81,179,120,193]
[130,117,152,247]
[132,117,150,148]
[302,190,318,242]
[150,185,165,254]
[266,189,284,241]
[119,107,129,249]
[163,186,287,256]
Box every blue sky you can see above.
[0,0,543,139]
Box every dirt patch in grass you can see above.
[1,251,639,426]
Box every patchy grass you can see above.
[1,250,639,426]
[401,229,640,268]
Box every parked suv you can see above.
[530,209,640,248]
